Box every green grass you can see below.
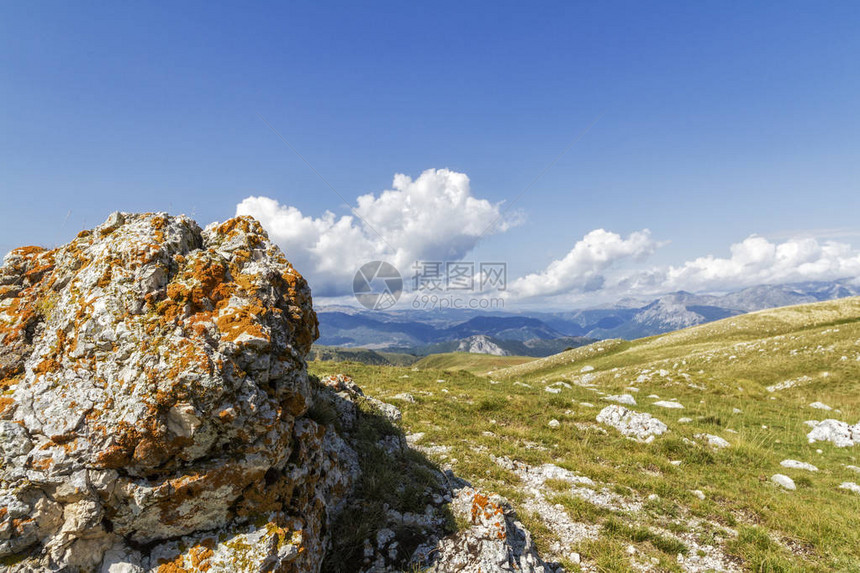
[310,297,860,571]
[412,351,536,374]
[309,344,420,366]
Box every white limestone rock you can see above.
[807,419,859,448]
[602,394,637,406]
[696,434,731,449]
[596,405,667,442]
[771,474,796,490]
[653,400,685,409]
[780,460,818,472]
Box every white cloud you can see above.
[658,235,860,292]
[236,168,513,296]
[508,229,658,299]
[508,231,860,304]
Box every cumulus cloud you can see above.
[508,229,658,299]
[236,168,513,296]
[509,231,860,304]
[658,235,860,292]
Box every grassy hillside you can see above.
[309,297,860,572]
[413,352,536,374]
[308,344,420,366]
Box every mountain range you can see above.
[316,280,860,356]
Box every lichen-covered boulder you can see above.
[425,487,550,573]
[0,212,354,572]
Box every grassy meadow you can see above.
[310,297,860,572]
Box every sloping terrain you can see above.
[413,352,536,375]
[308,344,420,366]
[310,297,860,571]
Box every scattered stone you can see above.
[579,402,595,408]
[810,401,833,411]
[696,434,731,449]
[597,405,667,442]
[548,419,561,429]
[653,400,685,409]
[678,417,693,423]
[807,419,860,448]
[845,465,860,474]
[580,365,594,372]
[771,474,796,490]
[781,460,818,472]
[369,398,403,423]
[602,393,637,406]
[691,490,706,500]
[766,375,812,392]
[424,488,551,572]
[732,408,742,414]
[839,482,860,495]
[392,392,416,403]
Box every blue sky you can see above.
[2,1,859,307]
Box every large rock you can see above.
[0,213,355,572]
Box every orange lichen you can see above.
[34,357,61,376]
[0,397,14,416]
[188,544,214,570]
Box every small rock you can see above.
[691,490,705,500]
[602,394,637,406]
[771,474,796,490]
[696,434,730,449]
[548,419,561,429]
[581,365,595,373]
[653,400,684,409]
[839,482,860,494]
[810,401,832,411]
[780,460,818,472]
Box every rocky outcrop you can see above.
[0,212,358,572]
[806,419,860,447]
[596,405,667,442]
[426,488,550,573]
